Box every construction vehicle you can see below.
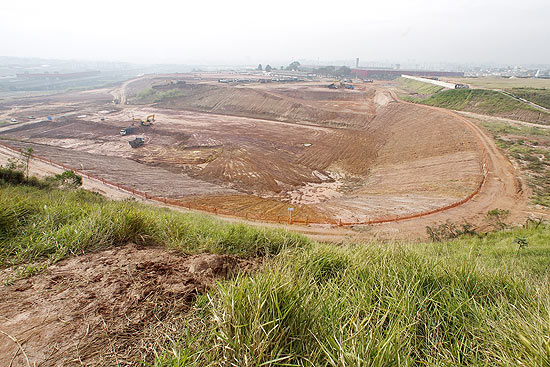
[120,126,136,136]
[132,114,155,127]
[129,137,145,148]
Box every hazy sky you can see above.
[2,0,549,66]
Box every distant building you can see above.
[351,68,464,80]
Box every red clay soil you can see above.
[0,75,533,238]
[0,244,255,366]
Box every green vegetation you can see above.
[509,88,550,110]
[403,89,550,125]
[156,222,550,366]
[136,87,156,100]
[478,119,550,207]
[0,180,309,269]
[409,89,528,112]
[397,77,444,95]
[135,87,187,103]
[2,173,550,366]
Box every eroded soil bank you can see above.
[0,244,256,366]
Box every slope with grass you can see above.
[403,88,550,125]
[0,178,310,366]
[0,183,308,269]
[396,76,444,95]
[508,88,550,110]
[157,222,550,366]
[1,176,549,366]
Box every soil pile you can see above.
[0,244,255,366]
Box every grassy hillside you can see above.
[405,89,550,125]
[2,176,549,366]
[397,77,444,95]
[0,183,308,269]
[159,223,550,366]
[509,88,550,109]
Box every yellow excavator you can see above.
[132,114,155,126]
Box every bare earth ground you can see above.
[1,74,542,239]
[0,76,492,228]
[0,244,255,366]
[0,74,543,366]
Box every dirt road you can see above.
[359,95,529,239]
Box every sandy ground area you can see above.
[0,244,255,366]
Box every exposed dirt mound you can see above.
[140,83,376,128]
[0,244,255,366]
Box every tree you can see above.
[286,61,301,71]
[336,66,352,77]
[22,147,34,180]
[314,66,336,76]
[257,64,263,71]
[54,170,83,188]
[265,64,272,72]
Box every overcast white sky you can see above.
[1,0,549,66]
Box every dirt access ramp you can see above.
[0,244,255,366]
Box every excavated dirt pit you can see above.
[0,75,485,224]
[0,244,255,366]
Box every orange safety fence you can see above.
[0,142,489,227]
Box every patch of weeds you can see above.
[426,220,477,242]
[487,209,511,230]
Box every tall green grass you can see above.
[156,224,550,366]
[0,185,310,267]
[2,178,550,366]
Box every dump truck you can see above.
[129,137,145,148]
[120,126,136,136]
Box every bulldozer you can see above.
[129,137,145,148]
[132,114,155,127]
